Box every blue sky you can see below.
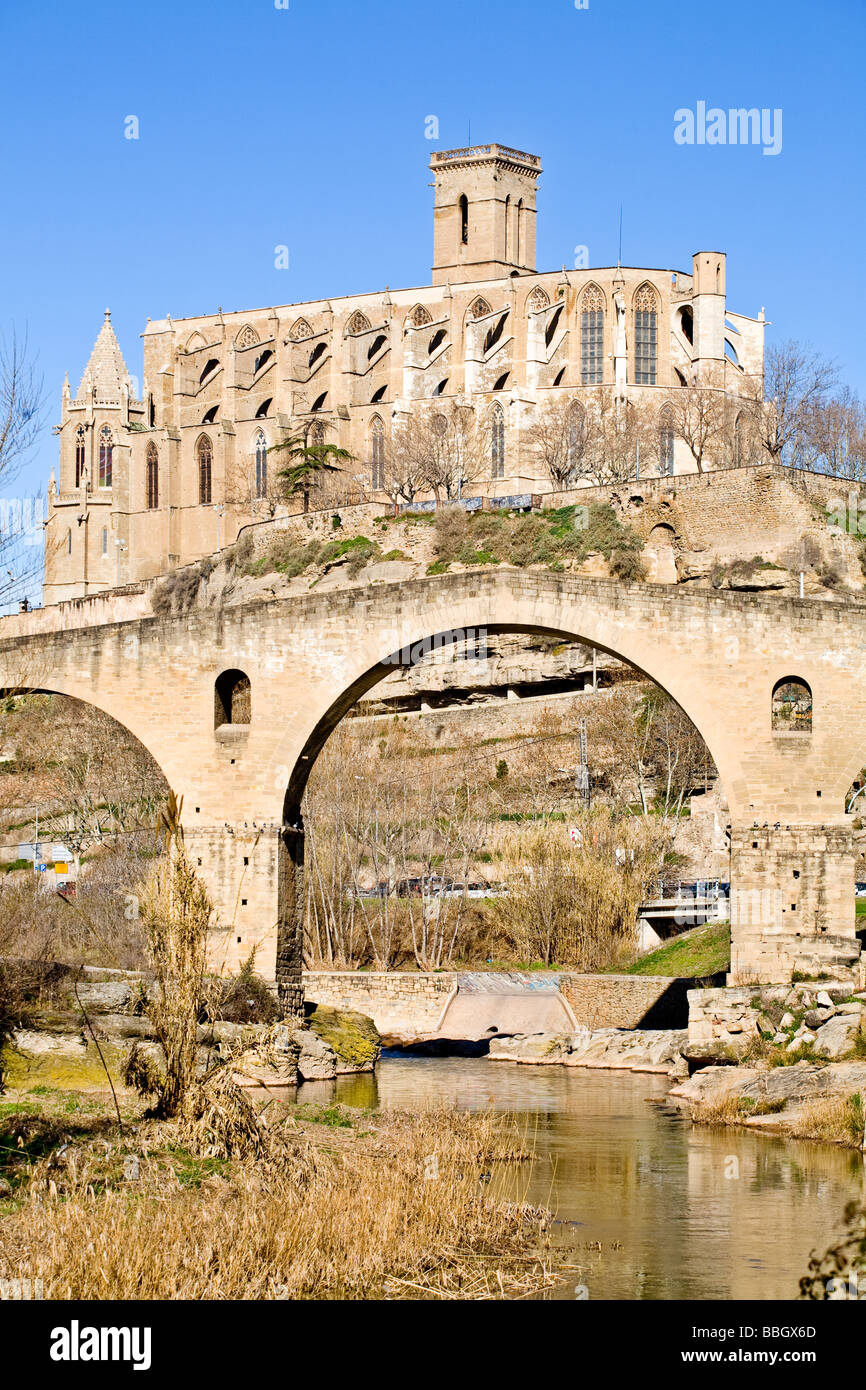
[1,0,864,542]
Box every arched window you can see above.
[772,678,812,733]
[527,286,549,314]
[370,415,385,490]
[98,426,113,488]
[504,194,510,261]
[567,402,586,479]
[408,304,432,328]
[197,434,213,505]
[66,527,72,555]
[515,199,523,263]
[469,297,491,320]
[580,285,604,386]
[235,324,259,349]
[346,311,371,336]
[428,327,446,355]
[74,427,86,487]
[289,318,313,341]
[659,407,675,476]
[734,412,745,467]
[146,442,159,509]
[214,669,251,728]
[491,402,505,480]
[252,429,267,500]
[202,406,218,424]
[634,284,658,385]
[459,194,469,245]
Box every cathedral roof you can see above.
[76,309,131,400]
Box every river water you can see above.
[295,1055,865,1300]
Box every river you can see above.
[294,1055,865,1300]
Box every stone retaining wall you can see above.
[558,973,698,1030]
[303,971,455,1038]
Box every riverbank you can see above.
[0,1083,560,1300]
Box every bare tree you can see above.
[744,339,838,467]
[528,395,594,490]
[667,376,735,474]
[582,388,650,484]
[0,328,45,614]
[392,402,486,502]
[803,388,866,481]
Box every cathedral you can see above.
[43,143,764,603]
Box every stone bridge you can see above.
[2,570,865,1015]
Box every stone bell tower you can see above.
[430,143,542,286]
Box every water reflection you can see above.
[292,1056,864,1300]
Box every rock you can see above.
[231,1024,300,1088]
[780,1012,795,1030]
[306,1005,380,1074]
[804,1008,834,1029]
[816,990,835,1009]
[488,1033,571,1063]
[837,1002,864,1016]
[672,1059,866,1110]
[294,1027,338,1081]
[813,1014,863,1060]
[773,1032,787,1045]
[755,1013,777,1038]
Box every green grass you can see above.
[615,921,731,978]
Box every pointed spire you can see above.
[76,308,132,400]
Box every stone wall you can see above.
[558,973,699,1029]
[303,971,456,1038]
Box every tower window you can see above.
[98,426,113,488]
[254,429,267,500]
[75,427,86,487]
[491,402,505,480]
[146,442,159,509]
[459,194,469,246]
[197,434,213,505]
[102,526,108,556]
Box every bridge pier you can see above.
[728,824,861,984]
[185,821,304,1022]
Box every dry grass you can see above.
[0,1100,558,1300]
[788,1093,865,1147]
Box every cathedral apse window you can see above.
[772,678,812,734]
[580,286,604,386]
[370,415,385,490]
[197,434,213,505]
[346,311,371,336]
[98,426,113,488]
[469,297,491,321]
[527,286,550,314]
[459,194,469,245]
[254,430,268,499]
[659,407,674,476]
[634,285,658,385]
[491,402,505,479]
[146,442,159,509]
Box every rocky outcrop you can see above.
[488,1027,688,1074]
[670,1058,866,1111]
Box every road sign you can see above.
[36,863,47,872]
